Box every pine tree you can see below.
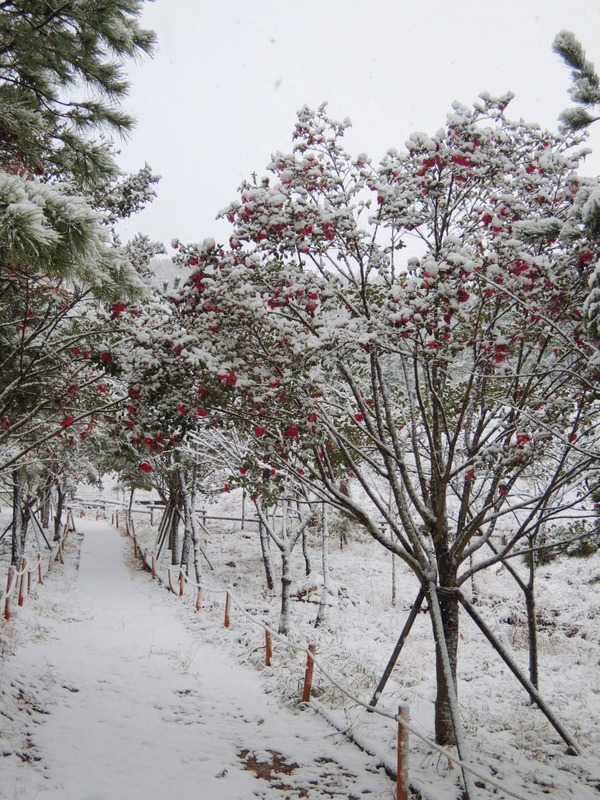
[0,1,156,485]
[0,0,155,187]
[553,30,600,132]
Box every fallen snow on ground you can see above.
[0,520,393,799]
[3,493,600,800]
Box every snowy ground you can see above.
[2,492,600,799]
[0,519,393,799]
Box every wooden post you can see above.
[133,535,138,558]
[115,511,119,529]
[397,704,410,800]
[27,567,31,595]
[18,558,26,606]
[96,509,99,521]
[302,644,317,702]
[265,629,272,666]
[167,567,175,594]
[4,566,15,620]
[195,587,201,612]
[151,554,156,579]
[37,553,43,585]
[224,592,230,628]
[179,568,185,597]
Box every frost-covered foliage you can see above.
[160,100,600,748]
[553,30,600,133]
[91,162,161,231]
[0,0,155,187]
[0,0,162,491]
[0,170,145,298]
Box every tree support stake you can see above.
[458,592,580,754]
[302,644,317,702]
[397,704,410,800]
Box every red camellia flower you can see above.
[61,415,75,428]
[354,413,363,422]
[139,463,153,472]
[457,290,469,303]
[100,351,113,363]
[254,425,266,437]
[198,408,209,417]
[465,470,475,481]
[239,467,247,475]
[71,347,81,356]
[97,383,106,393]
[285,424,299,438]
[218,370,237,387]
[308,413,317,422]
[516,434,531,445]
[111,301,126,319]
[268,377,280,388]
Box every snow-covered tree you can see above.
[553,31,600,133]
[172,100,600,749]
[0,0,158,480]
[0,0,155,186]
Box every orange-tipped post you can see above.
[4,566,14,620]
[302,644,317,702]
[397,704,410,800]
[265,629,273,666]
[224,592,230,628]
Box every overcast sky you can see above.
[116,0,600,250]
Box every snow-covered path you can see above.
[3,520,392,799]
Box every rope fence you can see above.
[121,516,534,800]
[1,510,74,622]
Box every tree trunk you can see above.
[279,548,292,636]
[259,519,274,590]
[168,508,179,566]
[11,469,21,566]
[40,473,52,529]
[428,581,476,800]
[128,488,135,524]
[54,480,66,542]
[315,504,329,628]
[301,524,311,576]
[526,552,539,689]
[431,581,460,746]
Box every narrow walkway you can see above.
[5,520,392,799]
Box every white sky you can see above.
[117,0,600,249]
